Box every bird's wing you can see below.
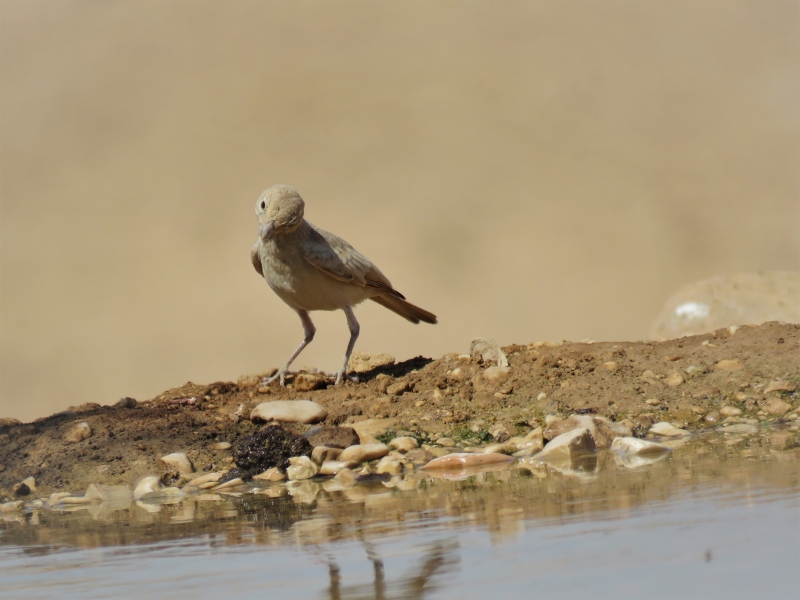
[302,223,405,299]
[250,241,264,277]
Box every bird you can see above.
[251,184,437,386]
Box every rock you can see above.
[237,371,274,388]
[486,423,511,443]
[1,501,24,513]
[319,460,358,475]
[311,446,342,464]
[349,418,397,443]
[339,443,390,464]
[692,385,720,399]
[473,366,511,391]
[333,468,358,484]
[375,456,403,475]
[510,427,545,456]
[484,442,512,454]
[12,481,31,496]
[715,359,745,372]
[764,380,797,394]
[649,422,690,437]
[470,338,509,367]
[602,361,619,372]
[213,441,231,450]
[303,426,360,448]
[133,476,163,500]
[115,397,137,409]
[763,398,792,415]
[704,411,721,425]
[158,453,194,474]
[232,424,313,473]
[253,467,285,481]
[215,478,245,490]
[544,415,629,448]
[533,428,597,468]
[665,372,684,387]
[389,436,418,452]
[187,472,225,487]
[720,406,742,417]
[387,380,413,396]
[611,437,670,456]
[435,437,456,447]
[250,400,327,424]
[287,456,319,480]
[85,484,132,503]
[64,422,92,443]
[293,372,328,392]
[719,423,758,434]
[422,452,514,470]
[405,448,434,463]
[348,351,395,373]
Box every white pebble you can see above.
[158,453,194,474]
[287,456,318,481]
[133,476,163,500]
[250,400,327,424]
[338,443,390,464]
[649,422,690,437]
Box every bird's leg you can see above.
[263,310,316,386]
[333,306,360,386]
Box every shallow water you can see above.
[2,430,799,599]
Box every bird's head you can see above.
[256,184,305,239]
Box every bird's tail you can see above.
[370,295,438,324]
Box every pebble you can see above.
[480,366,512,385]
[470,338,509,367]
[692,384,720,399]
[115,397,137,409]
[602,361,619,372]
[611,437,670,456]
[133,476,163,500]
[158,453,194,474]
[533,428,596,466]
[348,351,395,373]
[435,437,456,447]
[319,460,358,475]
[764,379,797,394]
[47,492,72,506]
[544,415,630,448]
[293,372,328,392]
[250,400,327,424]
[719,423,758,435]
[510,427,544,456]
[388,436,418,452]
[287,456,319,480]
[64,422,92,443]
[212,442,231,450]
[489,423,512,443]
[187,472,225,487]
[333,468,358,484]
[215,478,245,490]
[704,411,721,424]
[375,456,403,475]
[253,467,286,481]
[404,448,434,463]
[684,365,706,378]
[349,419,397,444]
[387,380,413,395]
[665,372,684,387]
[649,422,690,437]
[422,452,515,470]
[421,445,451,458]
[303,426,360,448]
[1,501,24,513]
[763,398,792,414]
[338,443,390,464]
[311,446,342,464]
[715,359,744,372]
[720,406,742,417]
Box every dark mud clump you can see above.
[227,424,313,481]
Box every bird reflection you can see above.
[323,539,458,600]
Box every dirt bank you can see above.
[1,322,797,500]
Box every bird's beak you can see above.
[259,220,275,240]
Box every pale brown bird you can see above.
[251,185,437,386]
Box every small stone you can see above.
[470,338,509,367]
[405,448,434,463]
[349,419,397,443]
[213,442,231,450]
[665,372,684,387]
[216,478,245,490]
[237,371,274,388]
[387,380,413,396]
[421,445,451,458]
[319,460,358,475]
[763,398,792,415]
[12,482,31,496]
[715,359,744,372]
[1,501,24,513]
[719,406,742,417]
[533,428,596,467]
[764,380,797,394]
[435,437,456,447]
[187,472,225,487]
[684,365,706,378]
[388,436,418,452]
[602,361,619,372]
[645,399,661,405]
[692,385,720,399]
[704,411,721,424]
[20,476,36,492]
[64,422,92,443]
[544,415,629,448]
[422,452,514,470]
[293,372,328,392]
[253,467,285,481]
[303,426,360,448]
[482,366,512,385]
[47,492,72,505]
[287,456,319,481]
[375,456,403,475]
[333,468,358,484]
[611,437,671,456]
[488,423,512,443]
[250,400,327,424]
[348,351,395,373]
[510,427,544,456]
[158,452,194,474]
[133,476,163,500]
[115,397,137,409]
[338,443,390,464]
[719,423,758,435]
[311,446,342,464]
[649,422,690,437]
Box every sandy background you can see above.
[1,0,798,422]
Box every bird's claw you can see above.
[261,370,288,387]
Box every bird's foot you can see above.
[261,369,289,387]
[327,370,359,386]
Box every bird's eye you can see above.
[260,201,266,210]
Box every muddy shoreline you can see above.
[1,322,797,500]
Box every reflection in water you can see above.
[1,430,798,598]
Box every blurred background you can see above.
[1,1,798,422]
